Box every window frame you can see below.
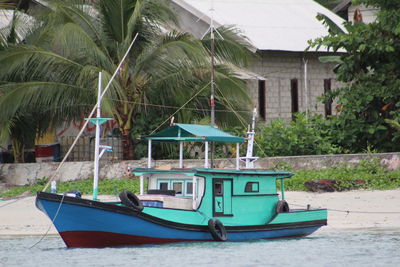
[245,182,260,193]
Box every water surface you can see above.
[1,229,399,267]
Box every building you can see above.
[333,0,378,23]
[171,0,346,121]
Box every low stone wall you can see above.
[1,152,400,186]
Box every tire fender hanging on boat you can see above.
[275,200,290,213]
[208,218,227,241]
[119,190,144,212]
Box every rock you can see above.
[304,179,337,192]
[304,179,366,192]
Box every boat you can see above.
[36,118,327,248]
[36,23,326,248]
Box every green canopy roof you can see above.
[142,123,244,143]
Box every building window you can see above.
[291,79,299,119]
[258,80,266,120]
[324,79,332,118]
[245,182,259,192]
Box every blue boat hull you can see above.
[36,192,325,248]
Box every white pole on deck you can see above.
[192,176,196,210]
[246,108,257,168]
[140,175,144,195]
[179,142,184,168]
[205,141,209,168]
[236,143,240,170]
[147,140,152,168]
[93,71,102,200]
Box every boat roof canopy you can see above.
[142,123,244,143]
[132,167,293,179]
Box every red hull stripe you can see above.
[60,231,206,248]
[60,231,311,248]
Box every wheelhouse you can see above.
[131,123,294,225]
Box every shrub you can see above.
[255,113,341,157]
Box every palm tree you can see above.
[0,0,253,161]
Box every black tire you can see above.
[208,218,227,241]
[275,200,290,213]
[119,190,144,212]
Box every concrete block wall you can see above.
[249,51,340,122]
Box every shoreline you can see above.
[1,190,399,237]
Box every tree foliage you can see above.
[0,0,253,161]
[310,0,400,152]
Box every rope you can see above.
[0,195,32,208]
[289,203,400,214]
[105,97,253,113]
[42,33,139,192]
[150,81,211,134]
[216,87,248,127]
[216,86,268,157]
[30,194,66,249]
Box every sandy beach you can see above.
[0,190,399,237]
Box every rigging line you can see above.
[105,97,253,113]
[215,87,248,127]
[42,33,139,192]
[289,203,400,214]
[30,194,66,249]
[0,195,32,208]
[215,87,268,157]
[149,81,211,134]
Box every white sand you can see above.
[0,190,399,236]
[285,190,400,230]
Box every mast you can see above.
[210,2,216,126]
[93,71,102,200]
[91,72,113,200]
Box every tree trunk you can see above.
[11,138,24,163]
[121,129,134,160]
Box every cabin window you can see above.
[172,182,183,195]
[186,181,193,195]
[245,182,259,193]
[156,178,199,198]
[214,181,223,196]
[159,182,169,191]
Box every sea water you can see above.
[1,229,399,267]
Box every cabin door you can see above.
[213,179,233,217]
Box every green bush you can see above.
[255,113,341,157]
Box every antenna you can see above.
[200,0,224,126]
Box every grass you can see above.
[1,159,400,198]
[0,178,140,198]
[283,158,400,191]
